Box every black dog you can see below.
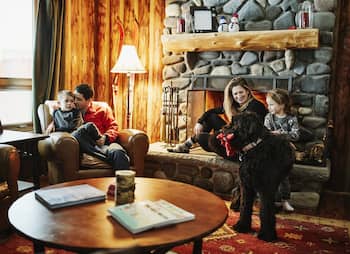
[208,112,295,242]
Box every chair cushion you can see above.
[80,153,112,169]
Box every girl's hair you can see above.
[58,90,74,101]
[223,76,252,120]
[266,88,291,114]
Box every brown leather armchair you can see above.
[0,144,20,233]
[37,101,149,184]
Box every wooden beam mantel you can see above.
[161,29,319,53]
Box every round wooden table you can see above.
[9,177,228,254]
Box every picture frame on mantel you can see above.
[191,6,216,33]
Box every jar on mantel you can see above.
[298,1,313,29]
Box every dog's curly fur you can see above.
[209,112,295,242]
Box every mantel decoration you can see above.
[110,45,146,128]
[190,6,216,33]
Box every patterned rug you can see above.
[1,210,350,254]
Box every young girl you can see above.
[265,88,299,212]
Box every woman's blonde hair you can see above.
[223,77,252,121]
[266,88,291,114]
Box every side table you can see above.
[0,130,48,189]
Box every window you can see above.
[0,0,33,126]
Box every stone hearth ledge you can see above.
[144,142,330,209]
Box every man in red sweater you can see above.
[73,83,130,170]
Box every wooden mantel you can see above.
[161,29,319,53]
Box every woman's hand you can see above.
[193,123,204,135]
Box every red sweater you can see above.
[83,102,119,143]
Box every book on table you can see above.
[35,184,106,209]
[108,199,195,234]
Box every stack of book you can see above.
[35,184,106,209]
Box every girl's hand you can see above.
[193,123,204,135]
[271,130,281,135]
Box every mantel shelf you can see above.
[161,29,319,53]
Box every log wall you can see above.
[330,0,350,192]
[62,0,164,142]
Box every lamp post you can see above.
[110,45,146,129]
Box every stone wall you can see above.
[162,0,337,166]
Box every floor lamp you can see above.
[111,45,146,129]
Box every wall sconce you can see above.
[111,45,146,128]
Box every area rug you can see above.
[1,210,350,254]
[171,210,350,254]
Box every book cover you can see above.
[108,199,195,234]
[35,184,106,209]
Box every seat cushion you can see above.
[80,153,112,169]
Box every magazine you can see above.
[108,199,195,234]
[35,184,106,209]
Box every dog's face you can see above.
[225,112,265,151]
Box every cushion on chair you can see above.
[80,154,112,169]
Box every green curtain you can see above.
[32,0,64,133]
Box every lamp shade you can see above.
[111,45,146,73]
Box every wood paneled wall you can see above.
[330,0,350,192]
[62,0,164,142]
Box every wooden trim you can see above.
[161,29,319,53]
[0,78,32,89]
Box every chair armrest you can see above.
[37,103,52,133]
[118,129,149,176]
[0,144,19,200]
[38,132,80,181]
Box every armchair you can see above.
[0,144,20,233]
[37,101,149,184]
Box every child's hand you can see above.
[96,135,106,147]
[271,130,281,135]
[45,121,55,134]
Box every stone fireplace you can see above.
[144,0,335,209]
[160,0,336,166]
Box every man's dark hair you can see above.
[75,83,94,100]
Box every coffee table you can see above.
[9,177,228,254]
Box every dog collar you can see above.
[242,138,263,153]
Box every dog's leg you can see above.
[258,191,277,242]
[233,184,254,233]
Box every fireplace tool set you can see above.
[162,85,179,147]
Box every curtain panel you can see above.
[32,0,64,133]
